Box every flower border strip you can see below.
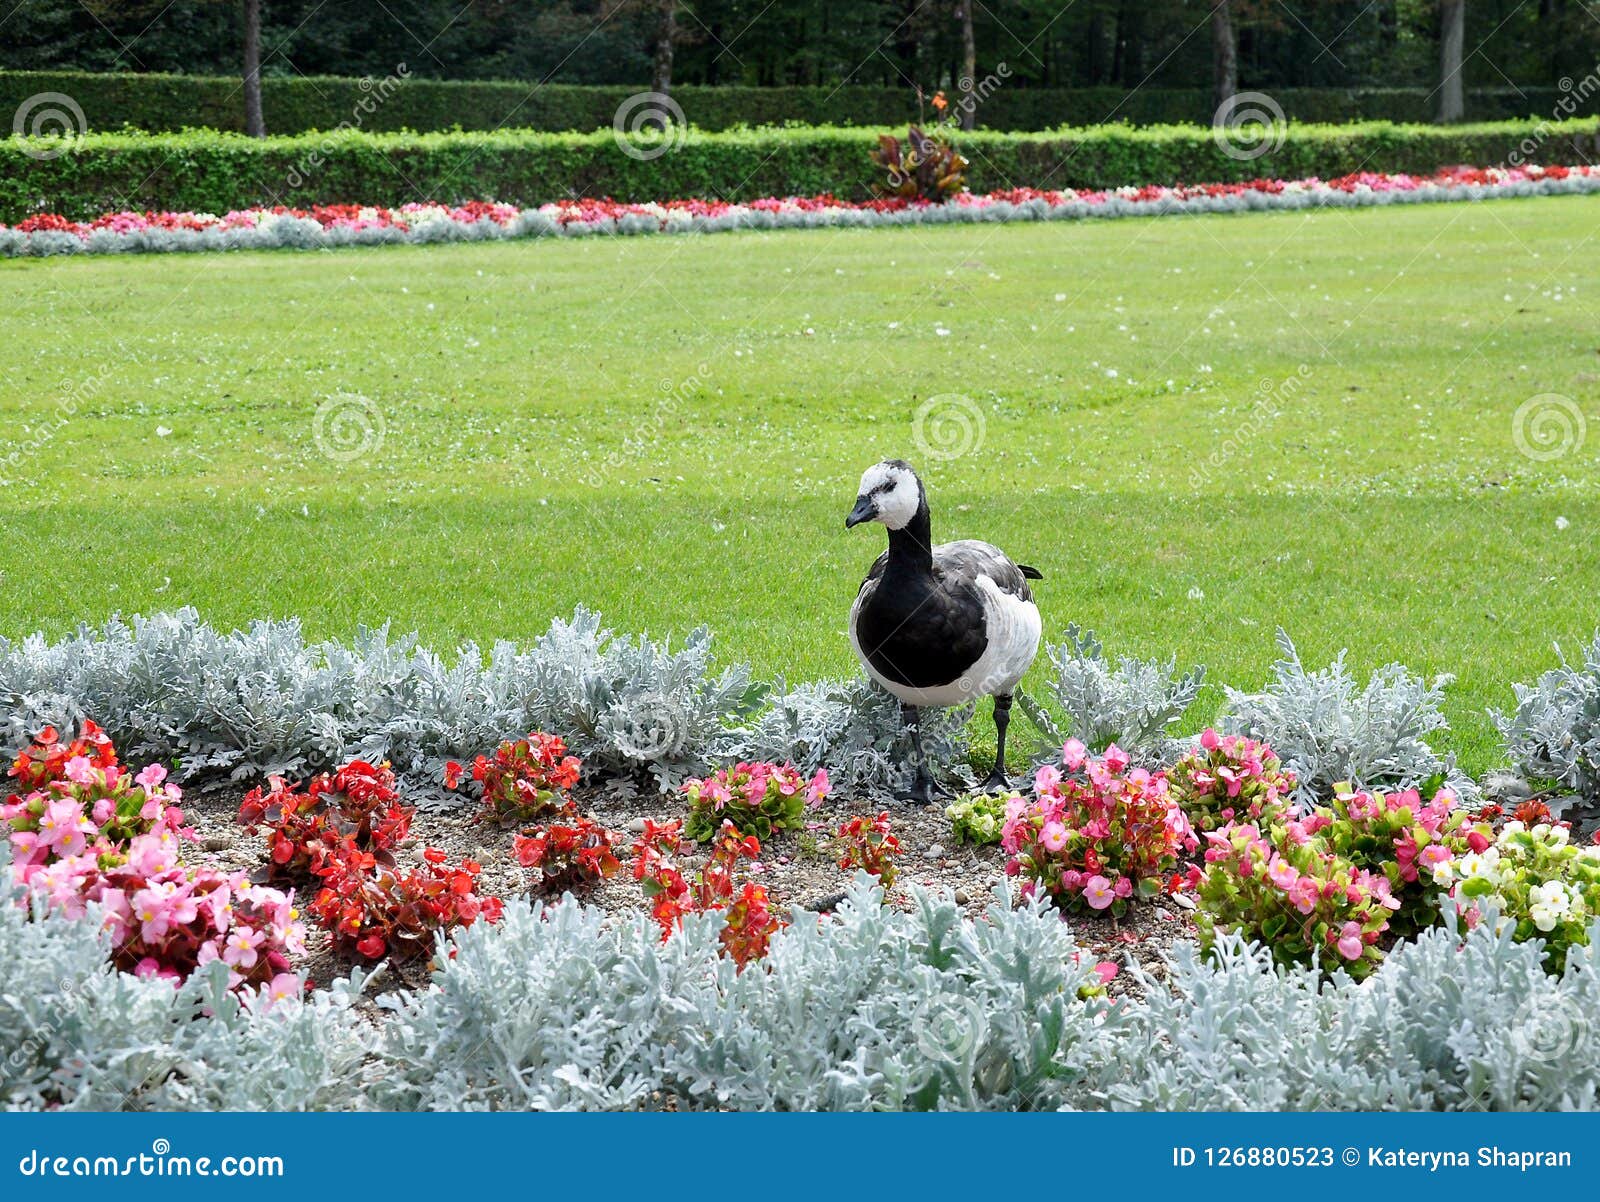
[3,165,1598,258]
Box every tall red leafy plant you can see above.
[631,818,783,969]
[445,732,581,825]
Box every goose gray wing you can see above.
[933,540,1035,603]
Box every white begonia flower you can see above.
[1530,905,1560,933]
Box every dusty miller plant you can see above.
[1221,629,1476,806]
[1099,917,1600,1111]
[1494,632,1600,804]
[0,844,371,1111]
[734,675,972,797]
[0,607,763,803]
[1015,624,1203,767]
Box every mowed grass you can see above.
[2,196,1599,774]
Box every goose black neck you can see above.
[885,497,933,577]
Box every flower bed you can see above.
[4,164,1598,258]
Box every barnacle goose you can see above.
[845,459,1042,803]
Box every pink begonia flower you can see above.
[1082,875,1115,910]
[1061,739,1087,772]
[1093,961,1119,986]
[223,926,265,969]
[805,769,830,807]
[1112,876,1133,898]
[1420,844,1452,867]
[1336,922,1364,961]
[1040,822,1068,853]
[1102,744,1130,775]
[135,762,168,790]
[62,755,97,786]
[265,973,303,1006]
[1199,728,1221,752]
[1034,763,1062,794]
[91,797,114,826]
[1060,869,1083,891]
[1266,857,1299,890]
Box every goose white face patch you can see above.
[857,462,921,530]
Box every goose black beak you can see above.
[845,496,876,529]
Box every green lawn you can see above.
[3,196,1598,774]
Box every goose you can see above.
[845,459,1042,803]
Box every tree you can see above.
[1210,0,1237,116]
[650,0,676,96]
[242,0,264,136]
[955,0,976,129]
[1437,0,1465,122]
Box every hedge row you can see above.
[3,69,1595,136]
[5,120,1599,222]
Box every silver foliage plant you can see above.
[8,861,1600,1111]
[0,850,370,1112]
[1016,624,1204,766]
[1222,629,1477,806]
[371,879,1121,1112]
[735,676,972,797]
[1101,919,1600,1112]
[1494,632,1600,802]
[0,607,763,803]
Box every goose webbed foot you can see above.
[978,769,1011,794]
[896,769,953,806]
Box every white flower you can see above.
[1530,905,1560,933]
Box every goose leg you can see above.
[896,703,949,805]
[980,694,1014,793]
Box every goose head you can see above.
[845,459,924,531]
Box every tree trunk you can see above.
[651,0,676,95]
[1437,0,1466,123]
[1210,0,1237,118]
[957,0,976,130]
[242,0,264,137]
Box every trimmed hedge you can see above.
[2,69,1595,136]
[4,120,1599,223]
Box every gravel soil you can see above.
[181,781,1200,1003]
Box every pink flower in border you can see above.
[1082,874,1115,910]
[1040,822,1069,853]
[1336,922,1364,962]
[1061,739,1087,772]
